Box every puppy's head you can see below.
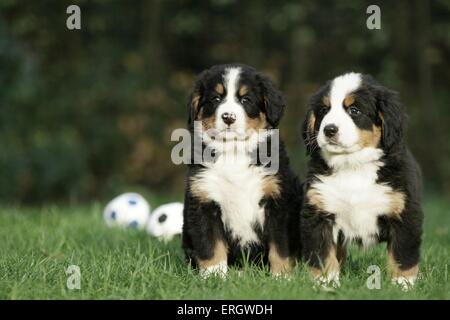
[188,64,285,142]
[303,72,405,157]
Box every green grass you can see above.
[0,196,449,299]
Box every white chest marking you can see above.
[312,151,394,247]
[194,151,268,246]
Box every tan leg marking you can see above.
[197,240,228,269]
[268,243,294,275]
[309,246,340,284]
[387,249,419,280]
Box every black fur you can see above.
[257,73,285,127]
[182,64,302,271]
[300,74,423,275]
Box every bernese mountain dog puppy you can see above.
[182,64,301,278]
[301,72,423,288]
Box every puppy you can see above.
[301,72,423,288]
[182,64,301,277]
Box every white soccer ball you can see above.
[147,202,184,241]
[103,193,150,229]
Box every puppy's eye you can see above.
[240,96,251,104]
[319,106,329,115]
[348,106,361,116]
[212,96,222,103]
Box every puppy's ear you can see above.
[257,73,285,127]
[187,91,202,127]
[302,85,329,155]
[187,72,207,127]
[375,85,406,151]
[302,108,317,155]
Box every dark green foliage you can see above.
[0,0,449,203]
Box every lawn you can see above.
[0,196,449,299]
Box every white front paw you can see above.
[314,271,340,289]
[271,272,293,281]
[392,276,416,291]
[200,261,228,279]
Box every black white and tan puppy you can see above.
[182,64,302,277]
[301,72,423,288]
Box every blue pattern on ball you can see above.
[110,211,117,220]
[128,198,138,206]
[128,220,139,228]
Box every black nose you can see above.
[221,112,236,125]
[324,124,339,138]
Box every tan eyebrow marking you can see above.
[323,96,330,107]
[215,83,224,95]
[343,95,355,108]
[239,85,248,97]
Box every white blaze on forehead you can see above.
[214,67,247,137]
[223,67,241,102]
[318,72,363,152]
[329,72,362,107]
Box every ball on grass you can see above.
[103,193,150,229]
[146,202,183,241]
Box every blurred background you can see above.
[0,0,449,205]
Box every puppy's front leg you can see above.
[268,242,294,276]
[198,239,228,279]
[301,206,340,287]
[264,207,295,276]
[311,245,340,287]
[183,200,228,278]
[387,209,422,289]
